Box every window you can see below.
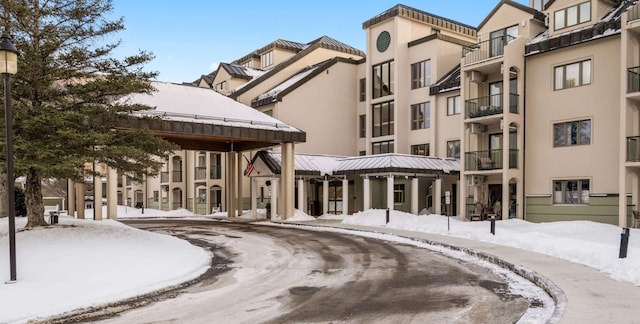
[411,60,431,89]
[394,184,405,203]
[359,78,366,102]
[372,61,394,98]
[554,119,591,147]
[490,25,518,57]
[411,144,430,156]
[447,140,460,159]
[555,1,591,30]
[197,188,206,203]
[372,101,394,137]
[447,96,461,115]
[554,59,591,90]
[152,191,159,202]
[411,102,430,130]
[359,115,366,138]
[261,50,273,68]
[553,179,590,204]
[372,140,394,155]
[359,150,366,156]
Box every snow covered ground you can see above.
[1,206,639,323]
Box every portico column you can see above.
[251,178,258,218]
[434,177,442,215]
[297,178,304,213]
[363,176,371,210]
[281,142,295,219]
[411,177,419,215]
[76,180,85,219]
[271,177,279,220]
[236,152,243,217]
[94,172,103,221]
[386,175,394,210]
[107,167,117,219]
[226,152,236,217]
[322,176,329,215]
[342,178,349,215]
[68,179,76,217]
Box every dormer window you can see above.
[554,1,591,31]
[261,50,274,69]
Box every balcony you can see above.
[195,167,207,181]
[172,171,183,182]
[462,35,515,66]
[161,171,169,183]
[465,149,518,171]
[629,2,640,22]
[628,67,640,94]
[627,136,640,162]
[210,165,222,179]
[465,93,518,119]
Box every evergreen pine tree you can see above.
[1,0,175,227]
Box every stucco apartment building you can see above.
[120,0,640,227]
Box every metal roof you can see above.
[334,154,459,176]
[254,151,459,177]
[116,82,306,152]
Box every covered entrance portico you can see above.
[66,82,306,221]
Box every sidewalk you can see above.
[282,220,640,324]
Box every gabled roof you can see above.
[251,57,359,108]
[254,151,344,176]
[334,154,459,176]
[233,39,307,65]
[363,4,476,37]
[477,0,546,31]
[230,36,365,100]
[118,82,306,152]
[429,64,461,96]
[525,2,627,56]
[219,63,266,81]
[253,151,460,177]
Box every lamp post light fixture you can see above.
[0,32,19,283]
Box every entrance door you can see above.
[488,184,502,219]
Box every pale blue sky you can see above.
[109,0,529,83]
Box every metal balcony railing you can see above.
[195,167,207,180]
[465,149,518,171]
[161,171,169,183]
[465,93,518,119]
[210,165,222,179]
[462,35,515,65]
[628,67,640,93]
[172,171,183,182]
[629,2,640,22]
[627,136,640,162]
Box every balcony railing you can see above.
[161,171,169,183]
[195,167,207,180]
[462,35,515,65]
[465,149,518,171]
[629,2,640,22]
[465,93,518,119]
[628,67,640,93]
[627,136,640,162]
[172,171,183,182]
[210,165,222,179]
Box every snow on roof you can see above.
[264,151,344,176]
[255,64,321,102]
[259,151,460,176]
[334,153,460,175]
[121,81,302,133]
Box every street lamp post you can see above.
[0,33,19,283]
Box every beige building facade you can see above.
[102,0,640,226]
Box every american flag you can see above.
[243,154,254,177]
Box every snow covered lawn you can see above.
[0,208,211,324]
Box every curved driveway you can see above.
[92,220,532,323]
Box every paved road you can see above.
[85,220,531,323]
